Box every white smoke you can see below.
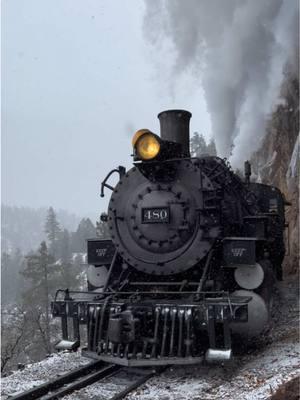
[143,0,298,167]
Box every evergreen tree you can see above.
[207,138,217,156]
[45,207,61,258]
[1,252,12,304]
[72,218,96,252]
[21,241,55,353]
[13,248,24,303]
[1,249,24,304]
[57,229,81,289]
[190,132,207,157]
[73,253,84,268]
[58,229,71,264]
[96,219,110,238]
[190,132,218,157]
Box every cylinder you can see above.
[158,110,192,157]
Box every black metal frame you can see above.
[52,289,250,366]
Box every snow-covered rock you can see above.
[286,133,299,188]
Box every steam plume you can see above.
[143,0,298,166]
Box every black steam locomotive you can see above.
[52,110,287,365]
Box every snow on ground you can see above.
[63,369,142,400]
[128,338,299,400]
[128,277,300,400]
[1,352,89,398]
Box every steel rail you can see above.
[10,361,166,400]
[109,366,167,400]
[9,360,119,400]
[42,364,120,399]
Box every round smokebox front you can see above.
[108,162,220,275]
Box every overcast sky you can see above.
[2,0,211,219]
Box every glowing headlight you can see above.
[132,130,161,160]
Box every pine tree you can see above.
[57,229,81,289]
[1,252,12,304]
[207,138,217,156]
[1,249,24,304]
[72,218,96,252]
[96,219,110,238]
[59,229,71,264]
[45,207,61,258]
[21,241,55,353]
[12,248,24,303]
[190,132,218,157]
[190,132,207,157]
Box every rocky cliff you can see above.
[251,70,299,275]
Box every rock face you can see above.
[251,71,299,275]
[270,376,300,400]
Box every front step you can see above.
[205,348,232,362]
[55,339,80,351]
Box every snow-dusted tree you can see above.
[207,138,217,156]
[45,207,61,258]
[190,132,218,157]
[1,249,24,304]
[21,241,55,353]
[59,229,71,264]
[96,219,110,239]
[72,218,96,252]
[57,229,82,289]
[1,252,12,304]
[190,132,207,157]
[1,307,27,373]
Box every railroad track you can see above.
[9,360,164,400]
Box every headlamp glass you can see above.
[136,133,160,160]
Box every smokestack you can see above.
[157,110,192,157]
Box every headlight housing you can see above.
[132,130,161,161]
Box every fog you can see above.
[4,0,297,219]
[2,0,211,218]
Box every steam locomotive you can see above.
[52,110,287,365]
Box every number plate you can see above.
[87,239,115,265]
[142,207,170,223]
